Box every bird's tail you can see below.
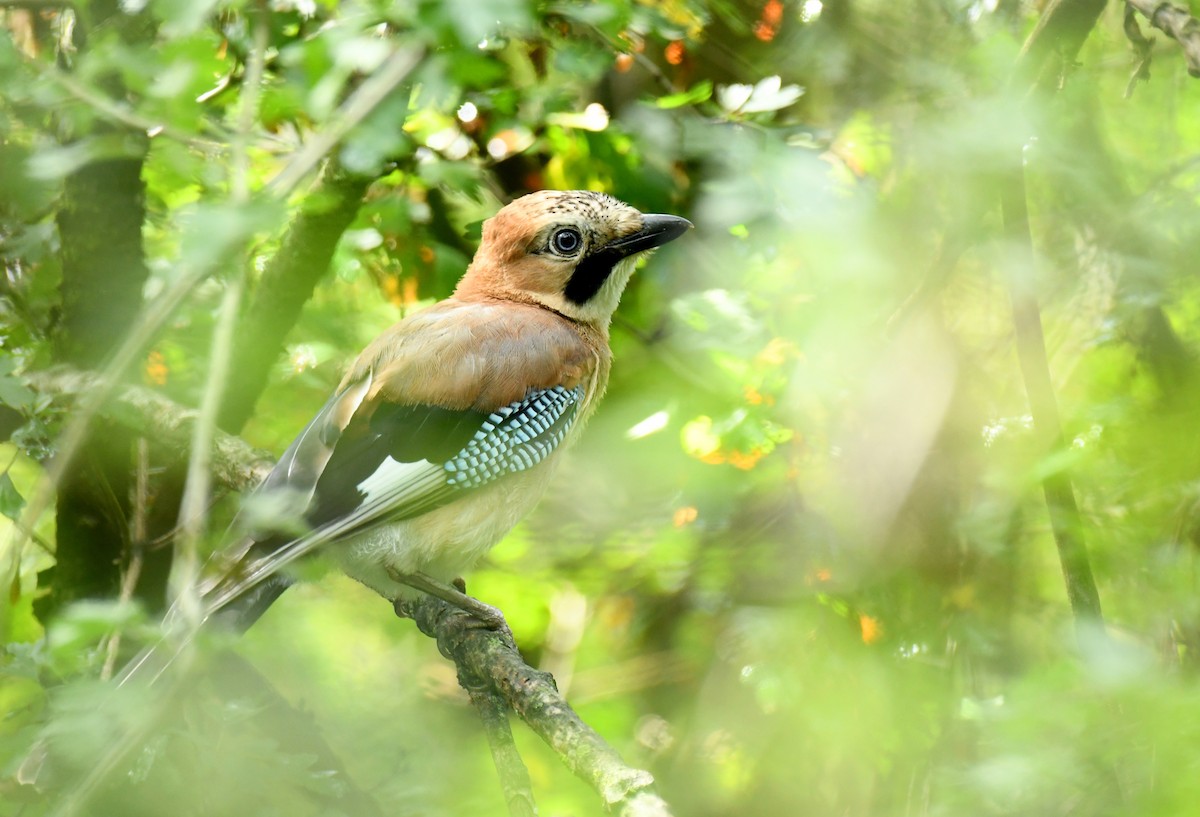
[14,551,294,800]
[113,573,290,686]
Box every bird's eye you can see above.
[551,228,582,255]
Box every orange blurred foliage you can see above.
[382,275,419,306]
[755,337,799,367]
[673,506,699,527]
[754,0,784,42]
[727,449,765,470]
[743,385,776,406]
[859,614,882,644]
[144,350,168,386]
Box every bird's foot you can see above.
[387,569,515,645]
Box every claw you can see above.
[386,569,515,644]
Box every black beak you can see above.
[606,214,693,258]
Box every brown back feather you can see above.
[340,298,606,413]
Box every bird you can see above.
[13,192,690,799]
[193,189,693,634]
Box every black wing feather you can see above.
[305,402,489,529]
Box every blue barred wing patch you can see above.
[444,386,585,488]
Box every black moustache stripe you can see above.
[563,249,622,305]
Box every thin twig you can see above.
[17,51,231,151]
[459,670,538,817]
[1,515,55,557]
[231,0,269,202]
[171,0,267,622]
[1125,0,1200,77]
[172,275,245,621]
[266,45,423,196]
[999,164,1105,634]
[1005,0,1108,637]
[1122,5,1155,97]
[100,439,149,680]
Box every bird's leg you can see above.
[386,568,515,643]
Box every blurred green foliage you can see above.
[3,0,1200,815]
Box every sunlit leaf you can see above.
[0,360,35,411]
[0,471,25,520]
[655,80,713,109]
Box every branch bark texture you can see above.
[1004,0,1109,634]
[47,143,150,615]
[1126,0,1200,76]
[999,179,1104,627]
[25,367,274,492]
[217,161,374,433]
[459,669,537,817]
[1016,0,1109,90]
[399,598,673,817]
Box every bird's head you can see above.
[456,190,692,327]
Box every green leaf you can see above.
[177,199,288,274]
[151,0,223,36]
[548,2,621,25]
[655,80,713,109]
[440,0,533,45]
[0,362,34,410]
[0,471,24,520]
[0,143,57,218]
[25,134,146,181]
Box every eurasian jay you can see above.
[200,189,692,630]
[14,191,692,792]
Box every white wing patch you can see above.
[351,456,453,526]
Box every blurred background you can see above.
[4,0,1200,814]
